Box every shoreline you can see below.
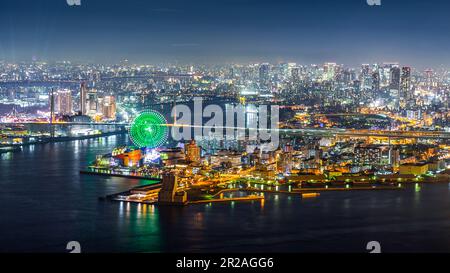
[80,169,162,181]
[0,130,127,148]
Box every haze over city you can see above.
[0,0,450,68]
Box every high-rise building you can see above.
[361,64,372,90]
[372,71,380,91]
[80,82,87,115]
[400,66,412,108]
[390,66,401,94]
[424,69,433,91]
[259,63,270,89]
[381,66,391,87]
[354,145,390,166]
[55,89,73,115]
[389,148,401,170]
[323,63,337,81]
[49,88,55,123]
[291,67,300,82]
[87,89,98,116]
[185,140,201,164]
[101,96,116,120]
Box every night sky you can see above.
[0,0,450,67]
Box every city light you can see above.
[1,0,450,259]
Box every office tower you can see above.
[55,89,73,115]
[389,147,401,170]
[389,66,401,94]
[361,64,372,90]
[425,69,433,91]
[87,89,98,116]
[101,96,116,120]
[342,70,351,84]
[80,82,87,115]
[400,66,412,108]
[287,62,297,73]
[381,65,391,87]
[259,63,270,88]
[228,67,235,79]
[49,88,55,123]
[185,140,201,164]
[372,71,380,91]
[291,67,300,82]
[323,63,337,81]
[279,63,289,79]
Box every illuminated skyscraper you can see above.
[87,89,98,116]
[259,63,270,89]
[424,69,433,91]
[390,66,401,95]
[55,89,73,115]
[185,140,201,164]
[101,96,116,120]
[400,66,412,108]
[291,67,300,82]
[361,64,372,90]
[372,71,380,91]
[381,65,391,87]
[323,63,337,81]
[49,88,55,124]
[80,82,87,115]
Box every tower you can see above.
[361,64,371,90]
[259,63,270,89]
[86,89,98,116]
[158,173,187,205]
[400,66,412,109]
[49,88,56,138]
[55,89,73,115]
[372,71,380,92]
[389,66,401,103]
[101,96,116,120]
[323,63,337,82]
[50,88,55,124]
[80,82,87,115]
[185,140,201,164]
[424,69,433,91]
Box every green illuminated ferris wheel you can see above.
[128,110,169,148]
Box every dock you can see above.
[292,186,402,192]
[80,169,162,181]
[104,182,162,204]
[188,195,264,205]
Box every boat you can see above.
[302,193,320,198]
[0,146,22,154]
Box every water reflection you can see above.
[2,134,450,252]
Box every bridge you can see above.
[278,128,450,140]
[0,73,197,87]
[2,122,450,140]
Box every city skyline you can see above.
[2,0,450,257]
[1,0,450,68]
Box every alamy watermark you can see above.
[66,241,81,253]
[171,98,280,151]
[66,1,380,8]
[367,0,381,6]
[66,0,81,6]
[367,241,382,253]
[129,98,280,151]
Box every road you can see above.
[2,122,450,139]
